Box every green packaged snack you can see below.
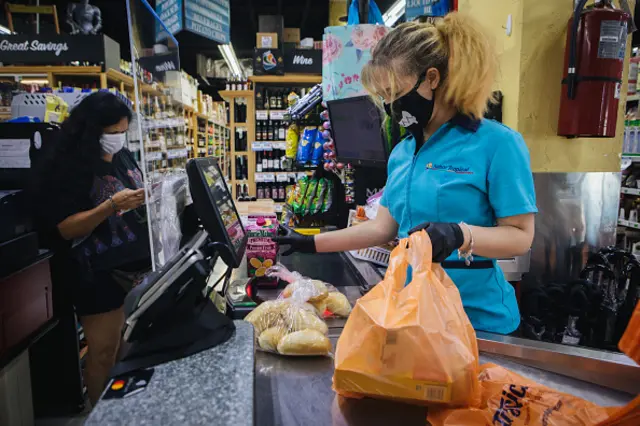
[322,180,334,213]
[291,176,310,215]
[310,178,328,215]
[301,178,319,215]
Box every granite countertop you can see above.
[85,321,254,426]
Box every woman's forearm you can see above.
[461,215,535,259]
[315,221,395,253]
[57,200,114,240]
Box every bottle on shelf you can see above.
[267,152,274,172]
[278,183,286,202]
[256,152,263,172]
[273,150,280,171]
[276,89,283,109]
[257,182,265,199]
[264,182,272,200]
[278,122,286,140]
[267,120,274,141]
[270,90,277,109]
[256,89,264,110]
[261,152,268,172]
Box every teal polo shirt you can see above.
[380,115,537,334]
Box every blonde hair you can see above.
[362,12,497,119]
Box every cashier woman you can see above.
[276,13,537,335]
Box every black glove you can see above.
[408,222,464,263]
[272,225,317,256]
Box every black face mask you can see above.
[384,71,435,142]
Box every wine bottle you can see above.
[267,152,274,171]
[256,152,263,172]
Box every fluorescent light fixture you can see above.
[383,0,405,27]
[218,44,244,79]
[20,78,49,85]
[0,24,12,35]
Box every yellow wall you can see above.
[460,0,634,173]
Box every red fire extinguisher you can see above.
[558,0,630,138]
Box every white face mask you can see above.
[100,132,127,155]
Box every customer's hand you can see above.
[272,225,316,256]
[111,188,145,212]
[408,222,464,263]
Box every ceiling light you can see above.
[20,79,49,85]
[383,0,405,27]
[218,44,244,79]
[0,24,12,35]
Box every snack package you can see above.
[334,231,481,408]
[427,363,620,426]
[321,179,334,213]
[310,178,328,215]
[301,178,319,216]
[245,215,279,287]
[286,123,299,159]
[311,127,325,166]
[297,126,317,165]
[291,176,310,215]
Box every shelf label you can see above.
[276,173,288,182]
[270,110,286,120]
[274,141,287,149]
[297,172,308,180]
[263,142,273,151]
[255,174,264,183]
[256,110,269,120]
[252,142,264,151]
[258,173,275,182]
[146,151,163,161]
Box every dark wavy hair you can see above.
[58,91,132,173]
[31,92,132,224]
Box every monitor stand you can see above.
[111,258,235,377]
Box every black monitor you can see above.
[187,158,247,268]
[327,96,388,168]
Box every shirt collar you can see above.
[450,113,481,133]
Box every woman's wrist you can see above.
[459,223,473,252]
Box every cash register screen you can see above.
[327,95,387,168]
[187,158,247,267]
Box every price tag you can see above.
[256,110,269,120]
[276,173,288,182]
[146,151,163,161]
[255,174,264,182]
[264,173,275,182]
[297,172,307,180]
[274,141,287,149]
[263,142,273,151]
[252,142,264,151]
[270,110,286,120]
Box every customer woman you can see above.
[32,92,150,404]
[276,13,537,335]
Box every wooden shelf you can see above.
[0,65,102,75]
[619,219,640,229]
[219,90,254,100]
[249,74,322,84]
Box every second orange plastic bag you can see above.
[333,230,481,408]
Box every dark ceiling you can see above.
[0,0,397,90]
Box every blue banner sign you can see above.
[405,0,450,21]
[155,0,183,42]
[184,0,230,44]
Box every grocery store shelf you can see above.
[0,65,102,75]
[219,90,254,100]
[628,94,640,102]
[619,219,640,229]
[621,187,640,196]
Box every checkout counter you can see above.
[84,158,639,426]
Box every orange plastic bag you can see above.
[428,301,640,426]
[333,231,480,407]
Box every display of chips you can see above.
[310,178,328,215]
[311,127,325,166]
[296,127,317,165]
[301,178,319,216]
[291,176,310,215]
[286,123,299,159]
[322,179,334,213]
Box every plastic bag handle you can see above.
[347,0,385,25]
[386,230,434,292]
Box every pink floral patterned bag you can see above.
[322,24,389,102]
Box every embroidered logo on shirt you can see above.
[426,162,473,174]
[399,111,418,128]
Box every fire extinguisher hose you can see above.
[567,0,589,100]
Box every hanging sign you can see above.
[184,0,230,44]
[284,49,322,74]
[155,0,183,42]
[138,52,180,79]
[405,0,450,22]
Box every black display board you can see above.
[138,52,180,79]
[253,48,284,76]
[283,49,322,74]
[0,35,120,70]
